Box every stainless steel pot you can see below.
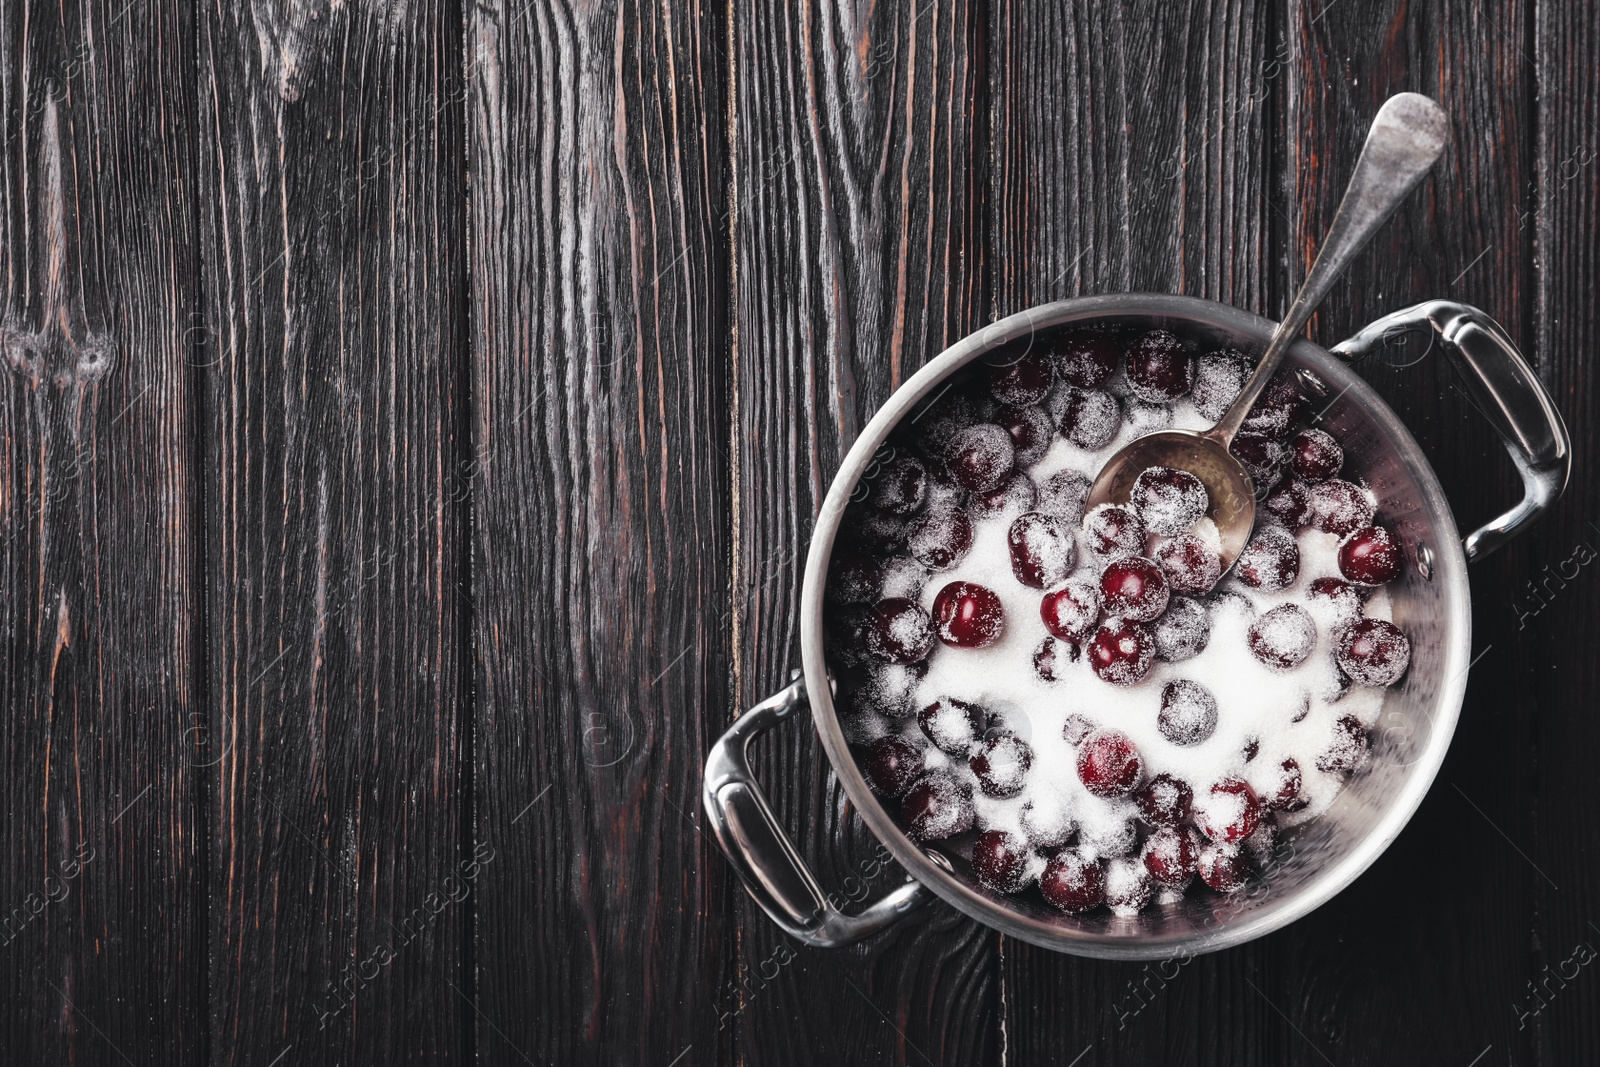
[704,294,1569,960]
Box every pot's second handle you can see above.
[1331,300,1571,561]
[702,673,931,948]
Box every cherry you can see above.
[1040,849,1106,913]
[971,471,1038,519]
[1135,773,1194,827]
[1036,469,1092,526]
[1083,504,1147,560]
[1058,388,1121,449]
[1105,856,1155,914]
[1088,620,1155,685]
[1309,478,1374,536]
[932,581,1005,648]
[1052,334,1120,388]
[1125,330,1195,402]
[1244,814,1279,868]
[986,346,1055,406]
[946,423,1015,494]
[878,554,927,601]
[851,660,928,720]
[1242,736,1260,762]
[971,732,1035,798]
[1262,473,1313,528]
[995,403,1055,466]
[871,455,928,514]
[864,598,935,664]
[1290,428,1344,481]
[1191,350,1252,421]
[1318,659,1353,704]
[1231,432,1286,484]
[1316,714,1370,773]
[1076,728,1145,797]
[842,505,907,553]
[1061,713,1097,746]
[1009,511,1077,588]
[1125,399,1174,437]
[1196,843,1250,892]
[861,736,925,797]
[1306,576,1364,626]
[1259,757,1306,812]
[918,697,987,755]
[901,771,975,841]
[1040,577,1102,642]
[1158,678,1218,745]
[1339,524,1402,585]
[1099,556,1170,622]
[972,829,1034,893]
[1196,776,1261,844]
[906,508,973,570]
[1132,466,1210,536]
[1336,618,1411,686]
[827,549,882,605]
[1247,604,1317,671]
[1154,534,1222,595]
[1142,826,1201,888]
[1020,797,1075,850]
[1241,372,1304,439]
[1033,635,1079,681]
[1152,595,1211,662]
[910,389,982,458]
[1082,816,1139,859]
[826,605,874,667]
[1236,526,1300,590]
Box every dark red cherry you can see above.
[1088,620,1156,685]
[1099,556,1170,623]
[1247,604,1317,671]
[1076,728,1145,797]
[970,733,1034,798]
[1241,372,1304,439]
[1131,466,1209,536]
[946,423,1015,494]
[1231,431,1287,484]
[1058,388,1121,449]
[1309,478,1374,536]
[1154,534,1222,595]
[1260,757,1307,812]
[864,598,935,664]
[1125,330,1195,402]
[995,403,1055,466]
[1009,512,1077,588]
[972,829,1034,893]
[1083,504,1146,560]
[1036,469,1092,525]
[1316,714,1370,773]
[1033,635,1079,681]
[1135,773,1194,827]
[1290,427,1344,481]
[986,345,1055,406]
[1191,350,1251,421]
[1196,776,1261,844]
[971,471,1037,519]
[932,581,1005,648]
[1336,619,1411,687]
[1158,678,1218,745]
[870,455,928,514]
[861,736,925,797]
[1061,713,1097,746]
[1306,576,1365,626]
[1197,843,1250,892]
[1040,577,1102,642]
[917,697,988,755]
[1142,826,1201,888]
[1151,595,1211,662]
[1339,524,1402,586]
[1236,527,1300,591]
[1242,736,1260,762]
[1052,334,1120,388]
[1040,849,1106,913]
[906,508,973,570]
[901,771,975,841]
[1262,473,1313,528]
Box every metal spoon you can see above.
[1084,92,1450,572]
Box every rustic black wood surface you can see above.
[1,1,1596,1064]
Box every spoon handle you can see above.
[1209,92,1450,445]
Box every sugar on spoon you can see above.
[1084,92,1450,573]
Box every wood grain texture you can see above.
[195,2,469,1061]
[464,0,733,1062]
[732,0,997,1064]
[0,2,203,1063]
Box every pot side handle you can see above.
[1331,300,1571,562]
[702,673,932,948]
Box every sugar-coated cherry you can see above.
[864,598,935,664]
[1154,534,1222,595]
[1309,478,1374,535]
[1191,350,1252,421]
[1126,330,1195,402]
[986,346,1055,406]
[1132,466,1210,536]
[1036,469,1092,526]
[861,735,925,797]
[1062,713,1097,746]
[972,829,1034,893]
[1105,856,1155,914]
[901,771,975,841]
[932,581,1005,648]
[1290,428,1344,481]
[1088,619,1156,685]
[946,423,1015,493]
[1142,826,1201,888]
[1135,773,1194,827]
[1083,504,1146,560]
[851,660,929,720]
[1158,678,1218,745]
[1197,843,1250,892]
[1052,334,1120,388]
[1263,473,1313,528]
[910,389,981,458]
[1125,399,1174,436]
[827,549,882,605]
[877,555,927,601]
[1244,814,1279,868]
[1260,757,1306,812]
[1316,714,1370,773]
[1033,635,1079,681]
[841,504,907,553]
[1236,526,1300,590]
[1020,797,1075,850]
[1336,618,1411,686]
[1306,576,1364,626]
[1058,388,1121,449]
[870,455,927,515]
[1076,728,1145,797]
[1151,596,1211,662]
[971,471,1038,519]
[1099,556,1170,622]
[1196,776,1261,844]
[906,508,973,570]
[1241,372,1304,439]
[1230,432,1286,483]
[971,732,1034,798]
[1339,524,1402,586]
[1040,849,1107,913]
[918,697,987,755]
[995,403,1054,466]
[1040,577,1102,642]
[1009,511,1077,588]
[1247,604,1317,671]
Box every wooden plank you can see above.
[732,0,998,1063]
[989,3,1282,1063]
[0,2,203,1063]
[463,0,734,1062]
[195,3,469,1061]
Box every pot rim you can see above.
[798,293,1472,959]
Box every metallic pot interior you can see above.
[799,294,1472,959]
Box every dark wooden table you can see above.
[2,1,1597,1064]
